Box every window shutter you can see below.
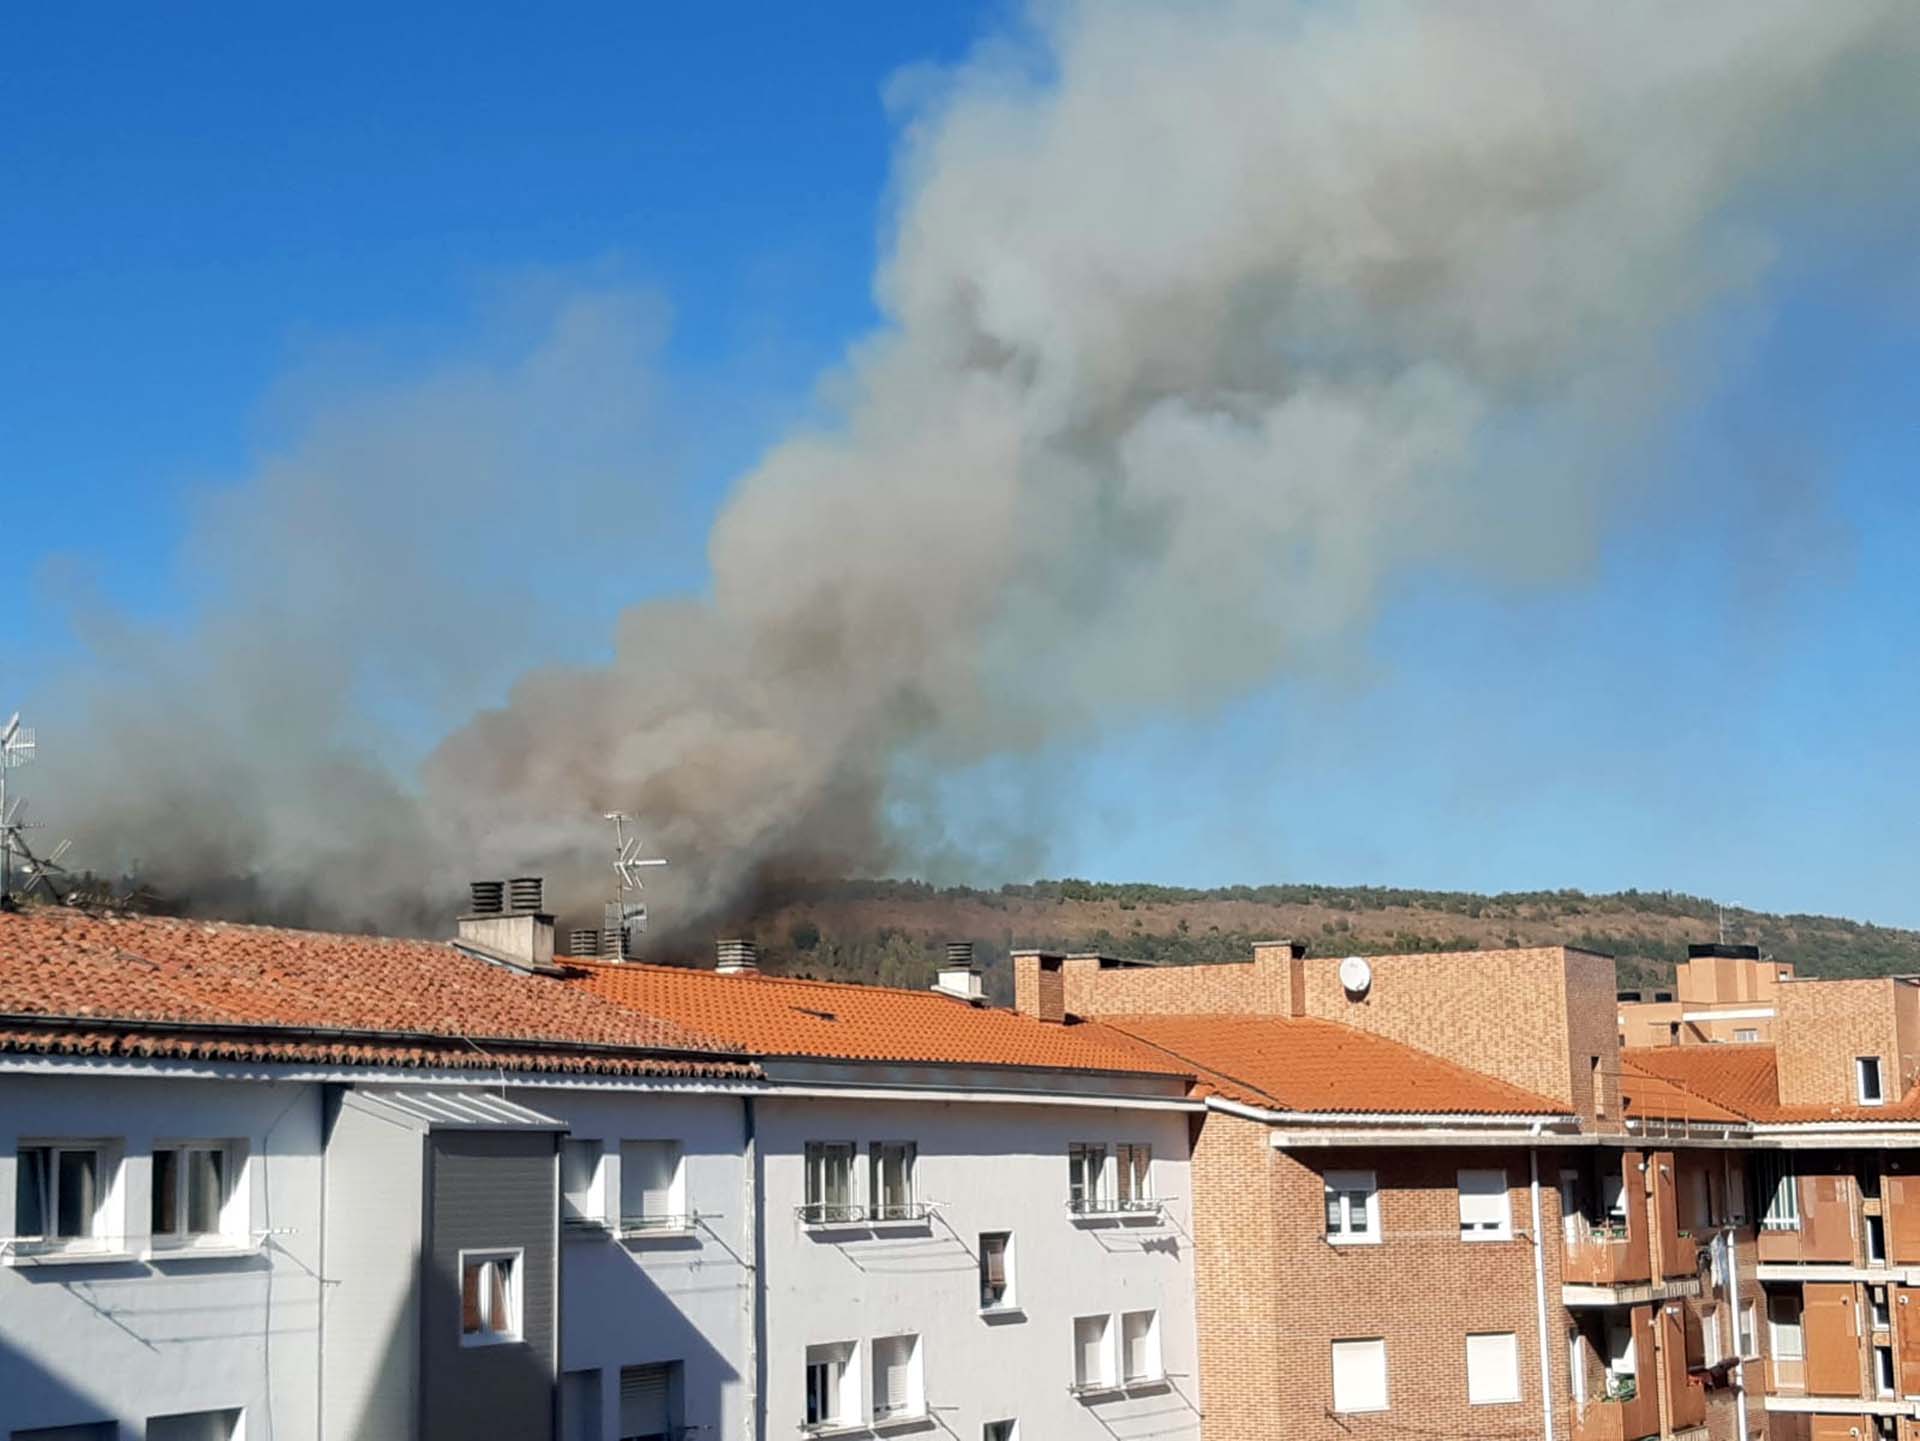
[1332,1338,1388,1412]
[1459,1170,1509,1233]
[883,1343,908,1410]
[1466,1333,1518,1403]
[985,1239,1006,1288]
[620,1364,671,1438]
[461,1264,482,1332]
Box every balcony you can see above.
[1564,1214,1652,1288]
[1571,1377,1660,1441]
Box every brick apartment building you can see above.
[1013,939,1920,1441]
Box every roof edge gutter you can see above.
[1205,1095,1577,1128]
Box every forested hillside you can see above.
[714,879,1920,1003]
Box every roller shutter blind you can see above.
[621,1363,671,1440]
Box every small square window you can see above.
[1073,1314,1114,1392]
[1458,1169,1512,1241]
[1331,1338,1388,1414]
[1324,1169,1379,1243]
[1858,1057,1885,1106]
[805,1341,857,1429]
[983,1422,1017,1441]
[151,1143,242,1246]
[14,1143,113,1251]
[1734,1028,1759,1043]
[871,1334,923,1421]
[1466,1332,1519,1405]
[979,1232,1015,1310]
[621,1140,685,1233]
[460,1250,522,1344]
[1121,1310,1161,1385]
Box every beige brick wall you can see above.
[1776,979,1903,1106]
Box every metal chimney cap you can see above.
[468,880,506,916]
[506,876,545,915]
[717,938,759,974]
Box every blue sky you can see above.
[6,4,1920,927]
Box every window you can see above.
[1872,1288,1891,1331]
[620,1362,680,1441]
[562,1140,605,1229]
[983,1423,1016,1441]
[1740,1300,1759,1358]
[562,1369,603,1441]
[621,1140,685,1232]
[979,1232,1014,1310]
[1568,1331,1586,1408]
[1324,1170,1379,1243]
[804,1143,858,1224]
[14,1144,109,1248]
[1121,1310,1161,1385]
[1068,1145,1110,1214]
[1073,1314,1114,1392]
[147,1412,241,1441]
[11,1427,116,1440]
[1859,1056,1885,1106]
[151,1143,240,1245]
[1458,1170,1512,1241]
[460,1250,521,1344]
[868,1143,918,1221]
[1876,1344,1896,1397]
[871,1334,923,1421]
[1466,1332,1519,1405]
[1867,1214,1888,1266]
[1757,1154,1800,1231]
[805,1342,856,1429]
[1116,1144,1153,1211]
[1729,1162,1748,1223]
[1331,1338,1388,1414]
[1734,1028,1759,1043]
[1767,1291,1804,1360]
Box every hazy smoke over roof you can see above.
[36,0,1920,936]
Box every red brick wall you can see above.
[1776,979,1903,1107]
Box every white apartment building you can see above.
[0,906,1203,1441]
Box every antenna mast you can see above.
[602,811,666,961]
[0,711,71,910]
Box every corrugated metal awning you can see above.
[346,1086,567,1132]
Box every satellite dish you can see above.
[1339,955,1373,998]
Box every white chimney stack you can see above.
[933,941,985,1004]
[456,876,557,973]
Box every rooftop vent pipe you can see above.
[717,938,759,975]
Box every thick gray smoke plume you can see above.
[35,0,1920,935]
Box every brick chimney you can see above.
[1012,950,1066,1023]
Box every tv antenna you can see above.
[602,811,665,960]
[1,712,72,909]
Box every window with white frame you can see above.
[982,1422,1016,1441]
[805,1341,857,1429]
[1324,1169,1379,1243]
[979,1231,1014,1310]
[1458,1169,1512,1241]
[1872,1287,1891,1331]
[1116,1144,1153,1211]
[620,1140,684,1232]
[1068,1144,1110,1214]
[1466,1332,1519,1405]
[1331,1338,1388,1414]
[1121,1310,1162,1385]
[150,1142,242,1246]
[1734,1028,1759,1043]
[460,1250,521,1344]
[804,1143,858,1224]
[1737,1299,1757,1359]
[146,1410,242,1441]
[1073,1313,1115,1392]
[1876,1344,1896,1397]
[14,1142,113,1250]
[1859,1056,1886,1106]
[562,1139,605,1229]
[1767,1291,1803,1360]
[871,1334,924,1421]
[868,1143,918,1221]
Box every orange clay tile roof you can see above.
[0,909,754,1078]
[1616,1059,1747,1125]
[1621,1044,1920,1125]
[569,960,1192,1077]
[1091,1014,1568,1115]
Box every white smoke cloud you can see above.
[36,0,1920,934]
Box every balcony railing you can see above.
[618,1212,694,1237]
[1068,1196,1163,1219]
[797,1203,866,1225]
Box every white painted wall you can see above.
[523,1089,754,1441]
[0,1071,324,1439]
[757,1096,1202,1441]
